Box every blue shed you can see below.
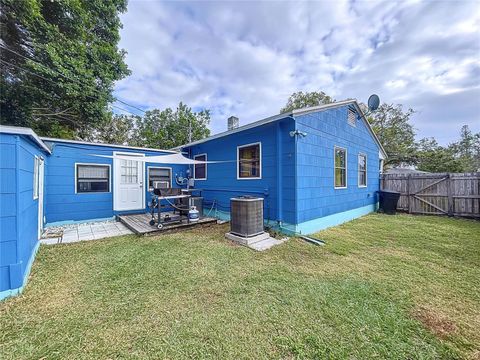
[174,100,387,234]
[0,100,386,300]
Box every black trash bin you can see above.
[378,190,401,215]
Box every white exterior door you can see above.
[37,158,44,239]
[113,152,145,211]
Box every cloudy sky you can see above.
[114,0,480,144]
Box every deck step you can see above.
[118,212,217,235]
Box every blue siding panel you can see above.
[0,216,16,243]
[183,117,296,224]
[295,106,380,226]
[0,134,46,298]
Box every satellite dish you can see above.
[367,94,380,111]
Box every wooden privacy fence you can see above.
[381,172,480,218]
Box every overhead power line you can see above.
[0,44,146,114]
[0,57,141,117]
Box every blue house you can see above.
[174,100,387,234]
[0,99,386,300]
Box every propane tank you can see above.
[188,206,199,222]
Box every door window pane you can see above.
[121,159,138,184]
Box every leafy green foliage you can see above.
[92,114,136,145]
[0,0,130,138]
[417,126,480,173]
[367,103,417,167]
[448,125,480,172]
[416,138,464,173]
[131,102,210,149]
[280,91,334,113]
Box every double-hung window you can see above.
[358,154,367,187]
[238,143,261,179]
[148,167,171,190]
[194,154,207,180]
[334,147,347,188]
[76,164,110,193]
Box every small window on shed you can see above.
[348,109,356,127]
[76,164,110,193]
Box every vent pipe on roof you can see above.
[228,116,239,131]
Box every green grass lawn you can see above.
[1,214,479,359]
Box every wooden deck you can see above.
[117,212,218,235]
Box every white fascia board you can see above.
[41,137,179,154]
[0,125,51,154]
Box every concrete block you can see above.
[225,231,270,246]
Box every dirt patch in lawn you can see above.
[412,306,457,339]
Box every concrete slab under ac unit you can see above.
[225,231,270,245]
[225,231,287,251]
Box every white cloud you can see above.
[114,0,480,144]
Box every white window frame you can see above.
[237,142,262,180]
[334,146,347,189]
[33,156,39,199]
[193,153,207,180]
[358,153,367,188]
[75,163,112,194]
[147,166,172,191]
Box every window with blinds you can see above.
[148,167,171,190]
[76,164,110,193]
[238,143,261,179]
[348,108,356,127]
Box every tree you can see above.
[92,114,136,145]
[0,0,130,138]
[449,125,480,172]
[132,102,210,149]
[367,103,417,168]
[280,91,334,113]
[416,138,464,173]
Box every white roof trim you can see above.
[172,99,387,159]
[290,99,357,116]
[0,125,51,154]
[41,137,179,154]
